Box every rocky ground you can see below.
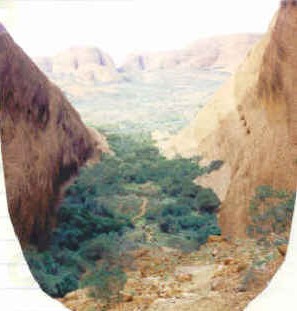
[60,235,286,311]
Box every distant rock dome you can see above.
[0,23,7,33]
[34,46,120,83]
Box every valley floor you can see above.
[60,236,285,311]
[24,132,292,311]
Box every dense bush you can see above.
[24,248,81,297]
[193,188,220,213]
[80,263,127,303]
[25,132,222,298]
[161,204,192,217]
[53,204,130,250]
[79,233,122,262]
[159,211,221,246]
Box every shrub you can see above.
[53,204,130,250]
[178,215,205,230]
[160,177,183,196]
[161,204,192,217]
[79,233,121,262]
[247,186,295,239]
[254,185,275,201]
[180,182,200,198]
[24,249,80,297]
[207,160,224,173]
[80,263,127,304]
[160,215,181,233]
[193,188,220,213]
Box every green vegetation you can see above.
[247,185,295,243]
[80,263,127,304]
[25,132,221,301]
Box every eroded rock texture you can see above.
[164,5,297,237]
[0,25,104,247]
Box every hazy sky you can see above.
[0,0,279,64]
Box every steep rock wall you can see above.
[163,5,297,237]
[0,25,104,247]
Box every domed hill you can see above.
[186,34,262,72]
[0,24,107,248]
[35,46,119,83]
[120,34,262,73]
[162,3,297,238]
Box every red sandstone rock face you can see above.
[0,25,103,248]
[163,5,297,237]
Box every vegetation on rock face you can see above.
[247,185,295,244]
[24,132,221,301]
[238,186,295,295]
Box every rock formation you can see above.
[163,4,297,237]
[0,24,105,248]
[35,46,119,83]
[121,34,262,73]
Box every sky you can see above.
[0,0,280,65]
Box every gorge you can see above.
[1,2,296,310]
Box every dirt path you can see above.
[132,197,148,223]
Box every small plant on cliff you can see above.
[247,185,295,242]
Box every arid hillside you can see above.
[0,24,106,247]
[162,4,297,237]
[121,34,262,73]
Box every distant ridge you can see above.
[121,34,262,73]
